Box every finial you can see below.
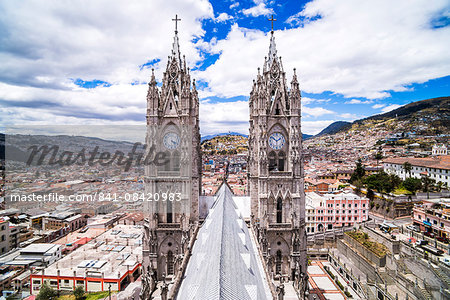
[172,14,181,34]
[268,15,277,34]
[257,67,260,75]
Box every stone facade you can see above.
[248,31,308,297]
[141,24,201,291]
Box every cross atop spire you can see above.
[172,14,181,34]
[268,15,276,34]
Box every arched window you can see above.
[275,103,280,115]
[268,151,277,171]
[278,151,285,171]
[277,197,283,223]
[276,250,282,274]
[167,251,174,275]
[167,201,173,223]
[172,151,180,171]
[271,90,275,102]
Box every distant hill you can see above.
[316,121,352,137]
[201,132,313,143]
[314,96,450,137]
[201,132,248,142]
[357,96,449,124]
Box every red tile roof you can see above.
[383,155,450,170]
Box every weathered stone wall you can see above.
[337,238,378,281]
[343,234,386,267]
[363,225,399,255]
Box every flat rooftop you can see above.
[20,243,59,254]
[41,224,142,280]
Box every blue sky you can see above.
[0,0,449,136]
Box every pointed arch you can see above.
[278,151,285,171]
[167,200,173,223]
[276,197,283,223]
[268,151,277,171]
[172,150,180,171]
[167,250,174,275]
[276,250,282,274]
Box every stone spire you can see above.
[266,32,278,69]
[171,14,182,68]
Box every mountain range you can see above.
[315,96,449,138]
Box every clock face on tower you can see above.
[163,132,180,150]
[268,132,285,150]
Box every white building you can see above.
[432,144,448,156]
[383,155,450,186]
[30,224,142,295]
[4,244,62,268]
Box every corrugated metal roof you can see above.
[177,184,271,300]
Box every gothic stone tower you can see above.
[248,29,308,296]
[142,17,201,284]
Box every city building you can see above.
[305,192,369,233]
[29,224,142,295]
[43,211,86,232]
[0,218,10,254]
[5,244,62,268]
[383,155,450,186]
[413,198,450,238]
[432,144,448,156]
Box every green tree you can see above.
[354,179,363,195]
[421,175,436,199]
[402,177,422,194]
[367,188,375,201]
[350,159,365,183]
[73,285,85,300]
[402,162,412,178]
[389,174,402,189]
[364,172,398,194]
[36,283,58,300]
[374,152,383,170]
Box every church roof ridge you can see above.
[177,183,271,299]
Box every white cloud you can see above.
[2,0,450,136]
[241,2,273,17]
[199,100,249,135]
[301,97,315,105]
[0,0,213,126]
[302,120,336,135]
[286,12,302,25]
[345,99,373,104]
[381,104,402,113]
[230,2,239,9]
[199,0,450,100]
[215,13,233,22]
[339,113,358,120]
[372,104,386,109]
[302,106,335,117]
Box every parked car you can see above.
[415,240,428,247]
[441,257,450,267]
[424,232,435,238]
[437,236,449,244]
[406,225,419,232]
